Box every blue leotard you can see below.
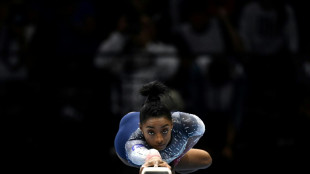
[114,111,205,168]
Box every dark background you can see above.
[1,0,309,173]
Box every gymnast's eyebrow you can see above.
[146,124,169,129]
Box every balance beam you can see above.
[141,167,172,174]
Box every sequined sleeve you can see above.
[178,112,205,138]
[178,112,205,160]
[125,139,150,166]
[124,128,159,167]
[159,112,205,164]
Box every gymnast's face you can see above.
[140,116,173,151]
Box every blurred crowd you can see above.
[1,0,309,173]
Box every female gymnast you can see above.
[114,81,212,174]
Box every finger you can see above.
[158,162,171,170]
[154,160,158,167]
[139,165,145,174]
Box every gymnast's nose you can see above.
[155,133,164,144]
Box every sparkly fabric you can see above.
[122,111,205,167]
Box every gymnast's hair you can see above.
[139,81,172,124]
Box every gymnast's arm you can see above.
[125,140,153,166]
[174,148,212,174]
[125,141,171,174]
[173,112,212,173]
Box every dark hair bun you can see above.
[139,81,169,97]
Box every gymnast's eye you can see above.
[148,131,155,135]
[162,129,169,134]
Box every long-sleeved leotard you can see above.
[114,111,205,168]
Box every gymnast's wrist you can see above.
[146,149,161,161]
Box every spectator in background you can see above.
[236,0,300,172]
[165,1,247,174]
[171,0,243,56]
[237,0,299,86]
[93,12,179,116]
[0,1,29,82]
[238,0,298,57]
[168,0,245,110]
